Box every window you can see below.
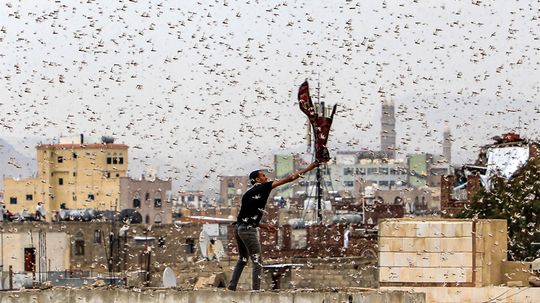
[145,192,150,200]
[379,181,389,186]
[133,192,141,208]
[185,238,195,254]
[72,152,78,159]
[154,193,162,208]
[74,235,85,256]
[9,197,17,205]
[343,167,354,175]
[58,178,64,185]
[73,171,77,177]
[356,168,366,175]
[87,194,95,201]
[104,172,111,178]
[227,179,235,188]
[367,167,378,174]
[380,168,389,174]
[26,194,33,201]
[119,157,124,164]
[94,230,102,244]
[106,157,112,164]
[158,236,166,247]
[57,156,63,163]
[343,181,354,187]
[24,248,36,272]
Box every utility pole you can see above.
[316,79,323,223]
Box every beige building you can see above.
[3,139,128,218]
[1,228,70,273]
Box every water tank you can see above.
[101,136,115,144]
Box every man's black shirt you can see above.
[236,181,273,227]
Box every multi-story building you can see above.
[407,153,451,188]
[4,136,128,218]
[218,175,249,207]
[380,99,396,159]
[407,153,429,188]
[175,191,205,209]
[119,176,172,224]
[330,151,408,196]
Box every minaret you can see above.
[381,99,396,159]
[443,124,452,164]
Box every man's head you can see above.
[249,170,268,185]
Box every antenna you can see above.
[316,73,321,105]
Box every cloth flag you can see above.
[298,80,336,162]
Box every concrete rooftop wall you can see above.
[0,289,425,303]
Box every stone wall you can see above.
[0,288,426,303]
[382,286,539,303]
[379,218,507,287]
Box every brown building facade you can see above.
[119,177,172,224]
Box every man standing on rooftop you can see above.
[228,161,318,291]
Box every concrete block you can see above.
[379,252,473,268]
[380,267,472,283]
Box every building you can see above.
[274,155,296,199]
[4,136,128,218]
[175,191,205,209]
[443,124,452,164]
[218,175,249,207]
[119,176,172,224]
[380,99,396,159]
[0,228,70,274]
[407,153,429,188]
[330,151,408,196]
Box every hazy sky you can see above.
[1,0,539,194]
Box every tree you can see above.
[459,158,540,261]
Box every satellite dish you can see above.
[162,267,177,288]
[199,231,210,259]
[214,240,226,260]
[532,258,540,272]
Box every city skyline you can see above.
[1,0,539,193]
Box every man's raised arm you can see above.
[272,162,319,189]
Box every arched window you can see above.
[154,192,162,208]
[74,231,85,256]
[145,215,150,224]
[154,214,162,224]
[133,192,141,208]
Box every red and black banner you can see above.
[298,80,336,163]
